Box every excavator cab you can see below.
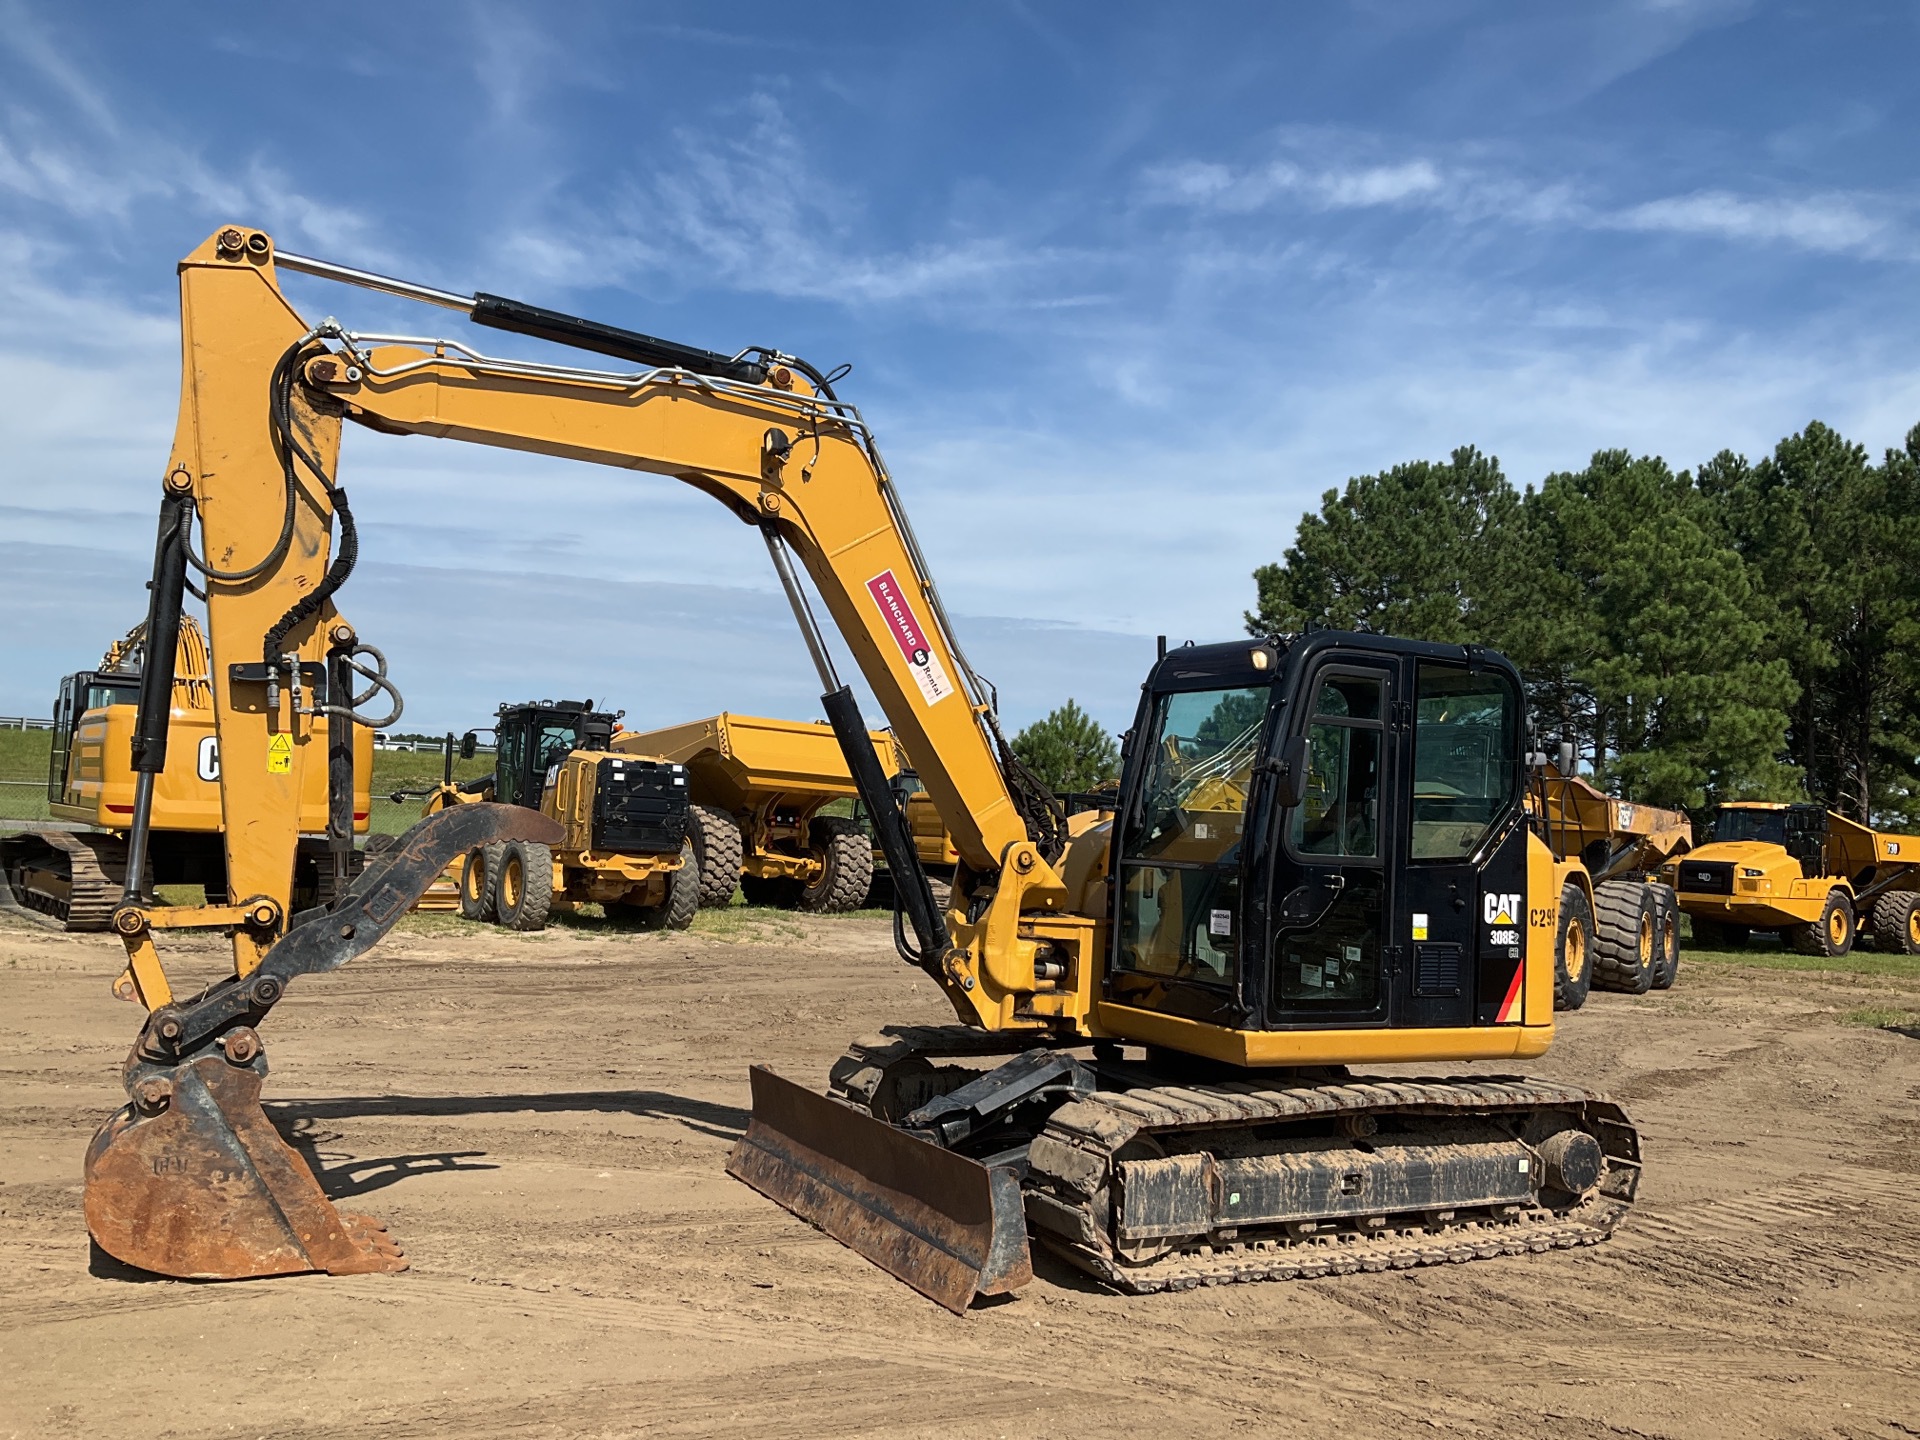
[1110,634,1528,1034]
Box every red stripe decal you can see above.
[1495,959,1525,1024]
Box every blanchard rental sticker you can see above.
[866,569,955,706]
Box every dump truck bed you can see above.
[617,713,894,812]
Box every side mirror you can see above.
[1556,740,1576,776]
[459,731,478,760]
[1268,734,1309,809]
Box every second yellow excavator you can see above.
[81,227,1640,1311]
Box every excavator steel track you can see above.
[1024,1077,1640,1293]
[0,831,144,931]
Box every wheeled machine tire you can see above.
[1554,883,1594,1012]
[494,839,554,931]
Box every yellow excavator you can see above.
[82,227,1640,1310]
[1,615,371,930]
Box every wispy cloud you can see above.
[482,92,1082,310]
[1140,133,1906,260]
[1608,190,1887,254]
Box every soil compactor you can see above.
[1,616,371,931]
[1529,759,1690,1009]
[433,700,697,931]
[618,712,891,913]
[1666,802,1920,957]
[80,227,1640,1309]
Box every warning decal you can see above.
[267,733,293,774]
[866,569,955,706]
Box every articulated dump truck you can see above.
[619,712,894,912]
[1,617,370,932]
[1528,763,1690,1009]
[1666,802,1920,957]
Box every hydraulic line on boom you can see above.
[83,228,1640,1307]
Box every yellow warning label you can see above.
[267,733,293,774]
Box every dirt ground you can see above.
[1,906,1916,1440]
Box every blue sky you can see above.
[2,2,1916,737]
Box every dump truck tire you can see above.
[460,844,502,922]
[687,805,743,908]
[796,817,873,913]
[1554,884,1593,1011]
[1790,889,1854,957]
[1650,884,1680,990]
[495,840,553,931]
[1871,891,1920,955]
[1592,879,1658,994]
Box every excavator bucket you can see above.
[84,802,562,1280]
[727,1065,1032,1314]
[84,1049,405,1278]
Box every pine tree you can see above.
[1504,450,1798,810]
[1246,447,1520,641]
[1011,700,1120,794]
[1699,422,1920,820]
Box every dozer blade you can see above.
[727,1065,1032,1314]
[84,1050,406,1279]
[84,802,563,1280]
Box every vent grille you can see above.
[1677,860,1734,896]
[1414,942,1463,997]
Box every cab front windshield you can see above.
[1711,808,1787,846]
[1117,685,1266,984]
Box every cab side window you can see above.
[1289,675,1383,860]
[1411,664,1518,861]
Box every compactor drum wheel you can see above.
[1791,889,1854,958]
[1650,884,1680,990]
[1554,884,1594,1011]
[459,843,501,922]
[795,816,873,914]
[687,805,744,908]
[494,839,553,931]
[1592,880,1658,994]
[1871,891,1920,955]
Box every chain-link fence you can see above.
[0,729,51,825]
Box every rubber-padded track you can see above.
[1025,1075,1640,1293]
[826,1026,1640,1295]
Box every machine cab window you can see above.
[1116,685,1267,986]
[1411,664,1518,862]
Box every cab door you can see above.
[1266,662,1396,1027]
[1399,659,1526,1029]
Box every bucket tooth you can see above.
[84,1050,407,1279]
[727,1065,1031,1314]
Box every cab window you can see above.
[1116,685,1267,986]
[1411,664,1518,860]
[1289,674,1384,860]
